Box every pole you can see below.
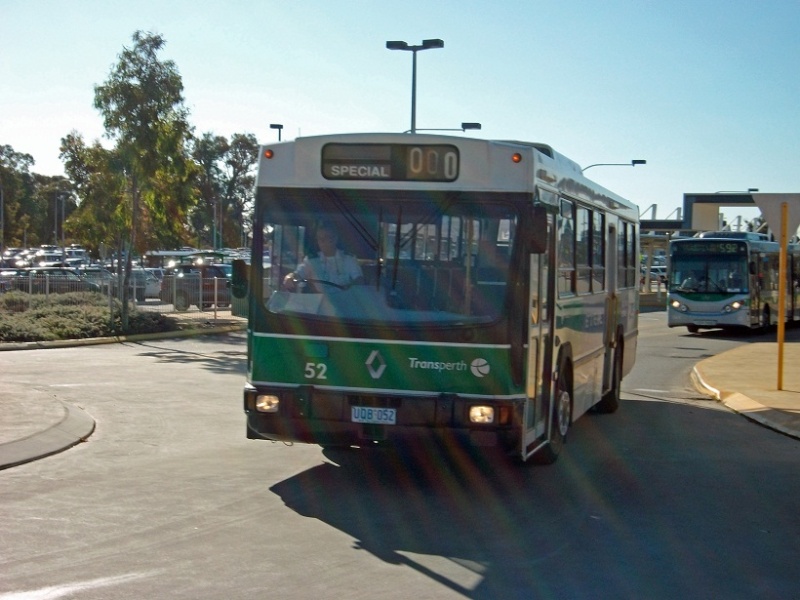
[777,202,788,390]
[0,183,4,253]
[61,194,66,258]
[54,192,58,245]
[410,49,418,134]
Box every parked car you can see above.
[144,267,166,281]
[76,267,160,301]
[6,267,101,294]
[75,266,115,294]
[641,265,667,285]
[159,263,231,311]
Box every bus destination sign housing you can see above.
[321,143,459,182]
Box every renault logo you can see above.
[366,350,387,379]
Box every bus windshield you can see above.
[261,192,517,325]
[669,254,749,293]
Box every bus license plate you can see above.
[351,406,396,425]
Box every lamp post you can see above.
[581,159,646,173]
[270,123,283,141]
[0,180,4,253]
[386,38,444,134]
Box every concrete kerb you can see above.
[0,321,246,352]
[0,401,96,470]
[691,366,799,440]
[0,321,246,470]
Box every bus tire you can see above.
[761,306,771,330]
[687,325,699,333]
[595,343,622,414]
[174,291,190,312]
[532,362,572,465]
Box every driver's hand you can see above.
[283,273,297,291]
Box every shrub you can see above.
[0,291,179,342]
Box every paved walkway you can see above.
[1,319,797,470]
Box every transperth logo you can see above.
[470,358,490,378]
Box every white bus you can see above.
[668,231,800,332]
[235,133,640,464]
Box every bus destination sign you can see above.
[673,241,746,255]
[322,143,459,182]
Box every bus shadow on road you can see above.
[267,398,797,598]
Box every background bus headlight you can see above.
[723,301,743,313]
[670,300,688,312]
[256,394,280,412]
[469,405,495,424]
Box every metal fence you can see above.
[0,273,243,325]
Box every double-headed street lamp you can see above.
[405,122,482,134]
[386,38,444,134]
[270,123,284,141]
[581,159,646,173]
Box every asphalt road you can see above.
[0,318,798,599]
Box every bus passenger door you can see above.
[523,215,553,459]
[603,225,619,392]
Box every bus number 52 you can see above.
[304,363,328,379]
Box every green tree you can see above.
[189,132,257,250]
[59,132,128,257]
[93,30,197,327]
[190,133,229,248]
[220,133,258,248]
[0,145,35,249]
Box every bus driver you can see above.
[283,223,363,292]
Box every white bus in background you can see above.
[667,231,800,332]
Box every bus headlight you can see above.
[469,405,495,424]
[670,300,688,312]
[256,394,280,412]
[723,301,743,313]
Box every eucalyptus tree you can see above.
[190,132,258,250]
[0,145,35,249]
[59,132,127,258]
[221,133,258,248]
[93,30,198,327]
[190,133,229,248]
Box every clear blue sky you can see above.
[2,0,798,223]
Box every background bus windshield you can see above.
[670,242,749,293]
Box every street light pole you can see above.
[581,159,646,173]
[405,122,482,134]
[386,39,444,134]
[270,123,283,141]
[0,181,4,253]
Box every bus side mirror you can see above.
[232,259,249,298]
[528,206,548,254]
[749,261,756,275]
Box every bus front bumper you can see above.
[244,385,522,452]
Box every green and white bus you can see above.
[667,231,800,333]
[235,133,639,464]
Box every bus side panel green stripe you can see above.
[251,336,519,396]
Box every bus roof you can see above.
[256,133,638,219]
